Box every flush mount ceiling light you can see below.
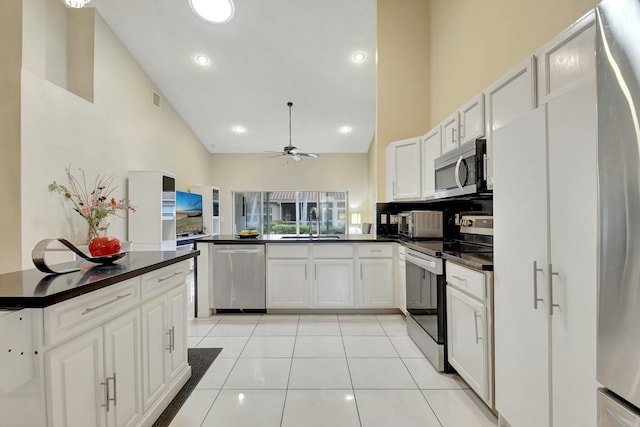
[339,126,352,134]
[194,54,210,66]
[63,0,90,8]
[352,51,367,63]
[232,125,246,133]
[190,0,235,23]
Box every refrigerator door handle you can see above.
[533,260,544,309]
[548,264,560,316]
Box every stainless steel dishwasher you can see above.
[212,244,266,312]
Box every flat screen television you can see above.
[175,191,204,237]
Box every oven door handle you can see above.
[454,155,464,190]
[406,251,440,273]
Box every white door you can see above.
[141,294,168,410]
[393,138,421,200]
[267,259,310,308]
[493,107,550,427]
[421,128,441,199]
[104,310,142,427]
[358,259,394,307]
[46,328,106,427]
[441,112,460,153]
[167,284,188,383]
[484,56,537,189]
[446,286,487,401]
[459,94,485,145]
[313,260,354,307]
[548,83,598,427]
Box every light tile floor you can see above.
[170,312,498,427]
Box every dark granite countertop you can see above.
[193,234,493,270]
[0,250,199,308]
[194,234,397,243]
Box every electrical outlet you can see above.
[454,213,460,225]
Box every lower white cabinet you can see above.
[446,261,493,409]
[266,243,395,310]
[358,259,393,308]
[46,309,142,427]
[313,260,354,307]
[141,283,188,411]
[396,245,407,313]
[267,259,310,308]
[44,262,190,427]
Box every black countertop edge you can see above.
[0,250,199,309]
[441,252,493,271]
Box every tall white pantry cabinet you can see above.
[493,12,597,427]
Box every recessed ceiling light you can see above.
[232,125,247,133]
[194,55,210,66]
[190,0,235,24]
[339,126,352,134]
[352,51,367,63]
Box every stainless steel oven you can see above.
[434,139,487,199]
[405,248,448,371]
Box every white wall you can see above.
[18,2,211,270]
[208,153,370,235]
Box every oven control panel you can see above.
[460,215,493,236]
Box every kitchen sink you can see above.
[279,235,341,240]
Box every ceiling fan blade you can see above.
[299,152,320,158]
[265,150,284,154]
[267,153,286,158]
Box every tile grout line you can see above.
[338,316,364,427]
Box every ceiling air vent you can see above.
[152,91,161,108]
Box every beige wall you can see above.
[0,0,23,273]
[16,1,211,270]
[428,0,598,126]
[208,153,370,235]
[375,0,598,202]
[375,0,430,202]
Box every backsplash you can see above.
[376,195,492,241]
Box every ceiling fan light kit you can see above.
[63,0,90,8]
[267,102,320,161]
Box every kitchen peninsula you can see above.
[0,249,198,427]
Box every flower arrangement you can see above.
[49,166,135,243]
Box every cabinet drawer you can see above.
[357,244,393,258]
[141,261,189,299]
[267,244,309,259]
[446,261,486,300]
[313,244,353,258]
[44,278,140,346]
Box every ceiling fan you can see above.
[267,102,319,161]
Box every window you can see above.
[232,191,348,236]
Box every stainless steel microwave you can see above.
[434,139,487,199]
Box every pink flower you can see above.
[81,205,91,216]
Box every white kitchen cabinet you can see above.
[104,310,142,427]
[313,260,354,307]
[46,328,106,427]
[441,112,460,154]
[267,259,310,308]
[446,261,493,408]
[493,80,597,427]
[421,127,441,199]
[386,137,421,201]
[459,93,485,145]
[484,55,537,189]
[395,245,407,314]
[537,11,595,104]
[358,259,394,308]
[46,308,143,427]
[141,282,188,412]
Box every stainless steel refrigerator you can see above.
[596,0,640,424]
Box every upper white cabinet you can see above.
[493,80,597,427]
[484,56,537,189]
[386,137,421,201]
[441,93,486,155]
[459,94,485,145]
[537,11,595,104]
[421,127,441,199]
[441,111,460,154]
